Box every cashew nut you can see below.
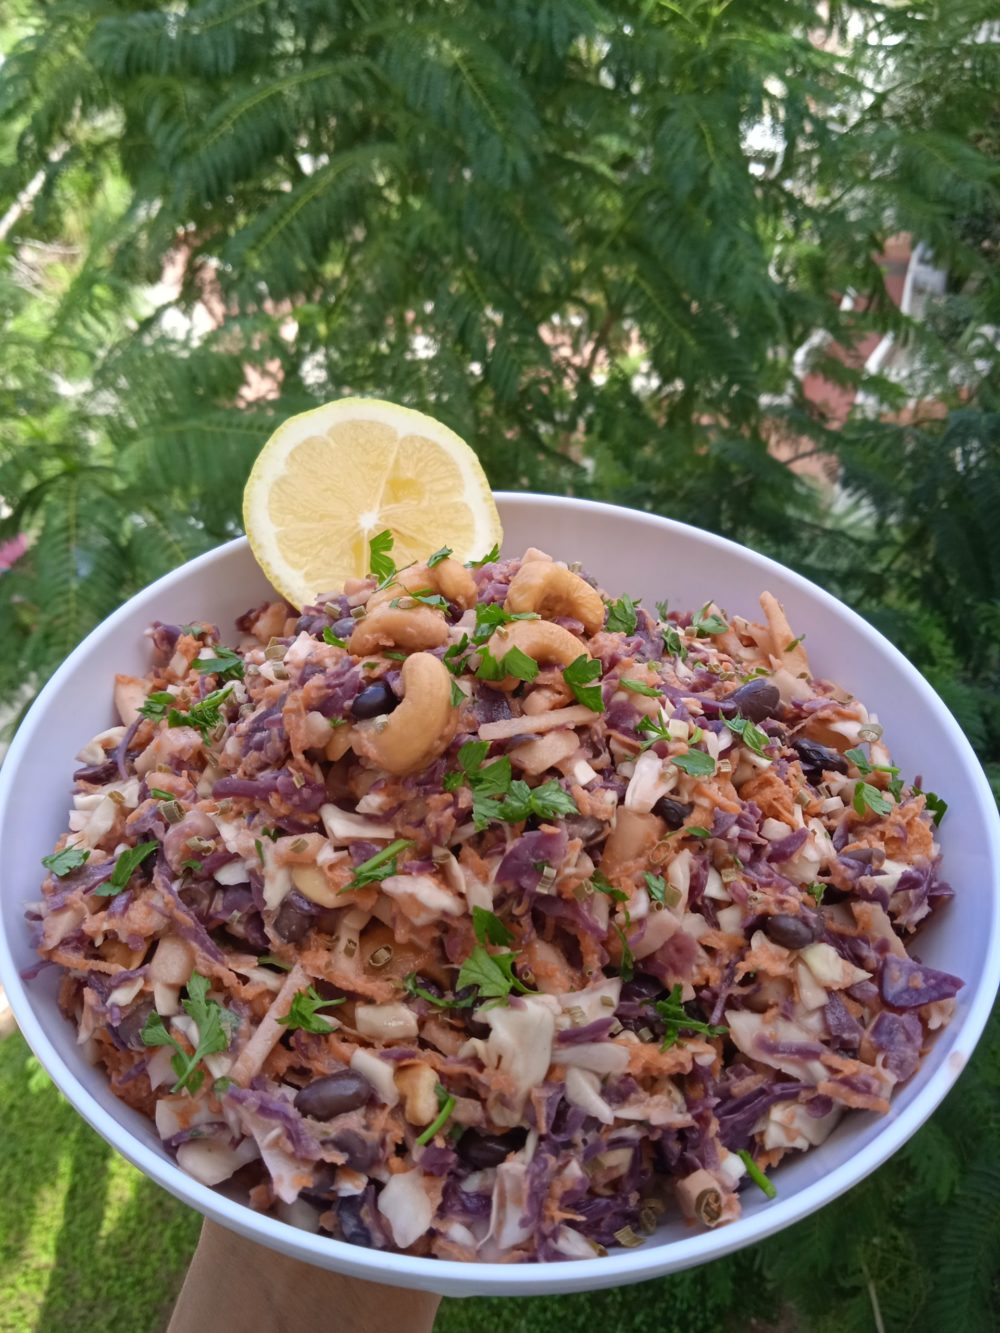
[395,1062,440,1125]
[348,604,448,655]
[505,561,605,635]
[290,862,340,909]
[367,559,477,612]
[351,652,457,774]
[600,808,666,873]
[485,619,589,691]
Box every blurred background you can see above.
[0,1,997,1329]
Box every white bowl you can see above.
[1,493,998,1297]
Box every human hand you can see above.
[168,1220,442,1333]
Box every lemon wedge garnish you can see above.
[243,397,502,608]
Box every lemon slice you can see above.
[243,397,502,608]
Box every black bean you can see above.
[114,998,155,1051]
[457,1128,528,1170]
[294,1070,374,1119]
[337,1195,373,1248]
[620,973,664,1004]
[763,913,818,950]
[792,737,849,782]
[728,678,781,723]
[330,617,356,640]
[351,681,399,720]
[324,1129,378,1172]
[273,898,313,944]
[652,796,693,829]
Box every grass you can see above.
[0,1029,766,1333]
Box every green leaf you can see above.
[456,944,532,1004]
[138,690,176,722]
[427,546,452,567]
[806,882,826,905]
[918,789,948,825]
[591,871,628,903]
[661,625,689,660]
[93,841,158,896]
[563,654,603,711]
[342,838,414,891]
[691,605,728,637]
[620,677,661,697]
[472,906,514,947]
[475,644,538,682]
[671,749,716,777]
[41,846,90,877]
[368,529,395,584]
[149,788,174,801]
[472,603,538,641]
[653,985,728,1049]
[450,680,465,707]
[391,588,449,610]
[606,594,639,635]
[322,628,348,648]
[141,973,238,1094]
[637,712,673,750]
[403,973,475,1009]
[853,781,893,817]
[278,985,345,1035]
[466,543,500,568]
[166,685,234,738]
[193,645,244,680]
[725,715,771,757]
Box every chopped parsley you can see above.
[391,588,449,611]
[643,872,670,905]
[402,973,475,1009]
[427,546,453,568]
[853,781,893,817]
[368,529,396,585]
[149,788,174,801]
[457,944,534,1006]
[443,634,471,675]
[446,740,577,827]
[637,712,673,750]
[671,749,717,778]
[661,625,688,660]
[450,680,465,707]
[917,788,948,825]
[141,973,238,1094]
[472,603,539,642]
[180,858,204,873]
[620,677,661,698]
[691,605,728,637]
[194,645,245,680]
[476,644,539,683]
[784,635,806,653]
[278,985,345,1035]
[653,985,728,1049]
[93,841,158,897]
[341,838,415,892]
[322,628,348,648]
[806,882,826,905]
[606,595,639,635]
[137,691,175,722]
[725,715,771,757]
[473,906,515,947]
[41,846,90,877]
[591,871,628,904]
[496,778,578,823]
[563,655,603,712]
[683,826,712,839]
[466,542,500,568]
[612,913,635,981]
